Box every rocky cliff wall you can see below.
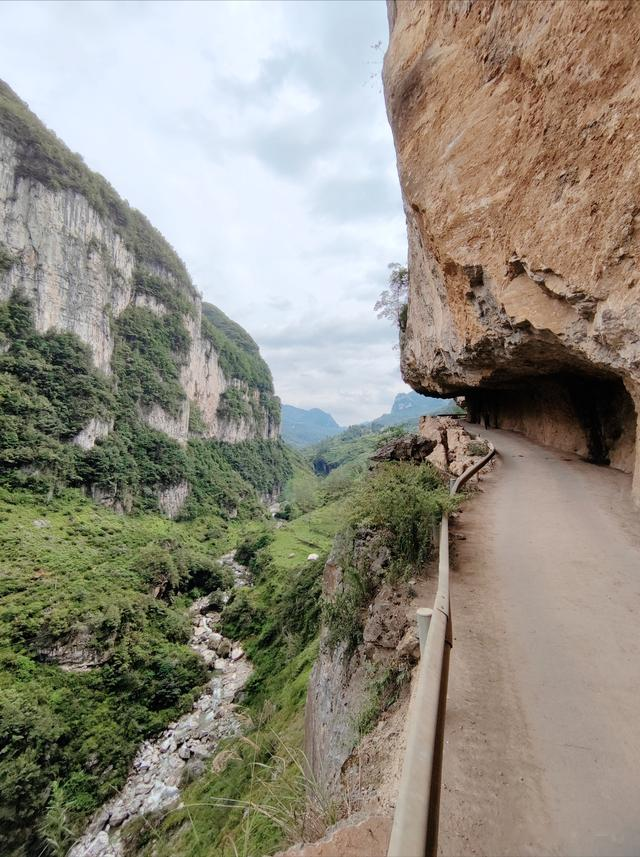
[383,0,640,497]
[0,83,278,447]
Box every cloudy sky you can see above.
[0,0,410,425]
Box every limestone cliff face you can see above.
[0,82,278,448]
[384,0,640,495]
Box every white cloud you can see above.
[0,0,411,424]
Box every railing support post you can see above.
[417,607,433,656]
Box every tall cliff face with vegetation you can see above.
[0,81,294,857]
[383,0,640,498]
[0,80,281,516]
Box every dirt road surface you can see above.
[440,427,640,857]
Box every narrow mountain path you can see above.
[440,427,640,857]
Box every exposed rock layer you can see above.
[0,89,278,446]
[383,0,640,496]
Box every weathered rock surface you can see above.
[304,530,406,797]
[370,433,437,464]
[0,85,279,452]
[418,415,493,478]
[157,481,190,519]
[383,0,640,496]
[37,628,116,672]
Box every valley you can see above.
[2,2,640,857]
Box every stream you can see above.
[68,552,253,857]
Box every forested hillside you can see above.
[0,80,292,856]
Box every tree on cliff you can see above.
[374,263,408,329]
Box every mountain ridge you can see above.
[282,391,460,447]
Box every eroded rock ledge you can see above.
[383,0,640,497]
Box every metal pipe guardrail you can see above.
[387,439,496,857]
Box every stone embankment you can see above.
[68,553,252,857]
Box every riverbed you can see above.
[68,552,252,857]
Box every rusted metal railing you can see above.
[387,439,496,857]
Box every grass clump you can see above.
[355,664,411,737]
[0,241,16,273]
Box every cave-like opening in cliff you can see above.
[466,372,637,473]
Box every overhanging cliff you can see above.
[383,0,640,496]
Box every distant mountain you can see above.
[281,404,343,447]
[370,390,461,430]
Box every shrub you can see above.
[137,544,180,595]
[236,530,274,568]
[218,387,252,422]
[467,439,490,457]
[350,462,455,568]
[322,560,377,655]
[355,664,410,736]
[0,241,15,273]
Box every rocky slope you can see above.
[383,0,640,497]
[299,420,491,855]
[0,80,278,448]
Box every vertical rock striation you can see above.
[383,0,640,497]
[0,80,279,449]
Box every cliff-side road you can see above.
[441,427,640,857]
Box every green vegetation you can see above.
[355,663,411,737]
[0,79,281,517]
[0,93,454,852]
[0,290,288,516]
[311,424,403,479]
[218,386,253,422]
[201,303,274,394]
[322,556,377,655]
[0,240,15,273]
[128,425,459,856]
[0,292,114,492]
[0,78,307,857]
[114,305,190,417]
[133,268,197,319]
[0,485,241,856]
[122,490,348,857]
[0,286,288,857]
[351,462,455,568]
[0,361,460,857]
[323,461,456,654]
[279,467,321,517]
